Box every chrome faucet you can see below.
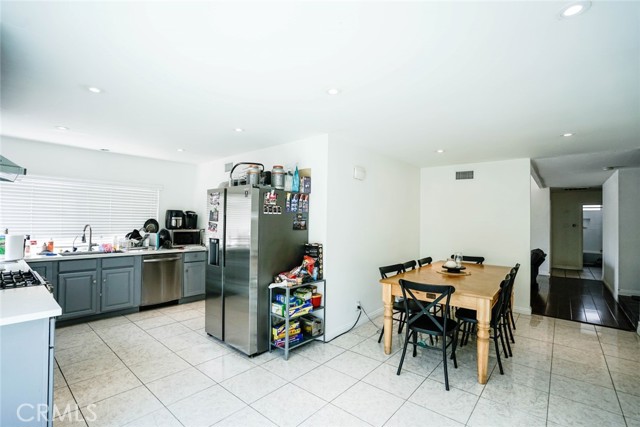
[81,224,93,251]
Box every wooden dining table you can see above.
[379,260,512,384]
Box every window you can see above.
[0,175,160,247]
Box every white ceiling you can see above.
[1,1,639,187]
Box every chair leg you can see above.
[493,327,504,375]
[377,327,384,343]
[398,311,404,334]
[509,309,516,330]
[396,330,411,376]
[506,312,515,343]
[412,329,418,357]
[451,331,459,369]
[498,322,509,359]
[442,333,449,391]
[502,321,513,357]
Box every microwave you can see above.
[169,229,203,246]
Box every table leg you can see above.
[383,284,393,355]
[476,299,491,384]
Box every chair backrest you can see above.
[450,255,485,264]
[505,263,520,304]
[417,256,433,267]
[398,279,455,335]
[403,260,417,271]
[491,274,512,326]
[379,263,405,279]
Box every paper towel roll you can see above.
[5,234,25,261]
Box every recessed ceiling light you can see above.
[55,126,69,131]
[327,88,341,95]
[177,148,184,152]
[436,149,445,153]
[100,148,110,152]
[559,2,591,19]
[87,86,103,94]
[235,128,244,132]
[562,133,574,137]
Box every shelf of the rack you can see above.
[269,279,326,291]
[270,334,325,351]
[270,306,324,321]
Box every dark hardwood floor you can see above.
[531,274,635,331]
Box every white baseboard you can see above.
[619,289,640,297]
[514,306,532,315]
[325,306,383,341]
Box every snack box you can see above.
[271,301,313,318]
[293,287,312,301]
[273,333,303,348]
[271,320,301,340]
[300,315,324,337]
[274,294,299,305]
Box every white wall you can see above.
[420,158,532,314]
[618,168,640,296]
[603,172,619,297]
[530,176,550,276]
[194,134,329,244]
[1,136,198,221]
[583,210,603,254]
[324,137,420,338]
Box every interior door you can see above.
[551,192,584,270]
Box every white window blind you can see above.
[0,175,160,246]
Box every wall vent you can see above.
[455,170,474,180]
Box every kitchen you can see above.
[2,1,640,426]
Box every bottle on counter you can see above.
[271,165,285,190]
[47,238,54,252]
[24,234,31,255]
[292,166,300,192]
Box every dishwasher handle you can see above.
[143,257,182,263]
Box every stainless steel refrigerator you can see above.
[205,186,309,355]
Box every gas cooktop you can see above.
[0,270,42,289]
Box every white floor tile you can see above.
[550,374,621,414]
[85,386,163,427]
[325,350,382,380]
[299,404,370,427]
[385,401,464,427]
[220,366,288,404]
[548,395,626,427]
[168,385,245,427]
[362,363,425,400]
[146,322,192,340]
[332,381,404,427]
[214,406,277,427]
[176,342,230,365]
[54,410,87,427]
[134,315,176,330]
[297,365,358,401]
[252,383,327,427]
[146,367,215,406]
[468,396,546,427]
[61,352,127,385]
[69,367,141,407]
[127,353,192,384]
[350,336,396,362]
[122,407,182,427]
[482,373,549,419]
[294,341,345,364]
[261,353,319,381]
[165,309,202,322]
[197,353,256,383]
[617,391,640,420]
[408,378,479,424]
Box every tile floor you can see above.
[53,301,640,427]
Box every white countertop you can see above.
[24,245,206,262]
[0,260,62,326]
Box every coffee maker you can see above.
[165,210,185,229]
[184,211,198,229]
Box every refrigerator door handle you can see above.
[209,238,220,266]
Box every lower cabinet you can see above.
[57,257,140,320]
[183,252,206,298]
[101,267,135,312]
[58,271,99,319]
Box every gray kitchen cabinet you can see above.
[58,270,99,319]
[27,260,58,299]
[101,267,135,312]
[183,251,206,297]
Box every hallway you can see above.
[532,269,634,331]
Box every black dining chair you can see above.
[455,274,512,375]
[377,264,420,343]
[505,263,520,339]
[396,280,459,390]
[403,260,417,271]
[451,255,485,264]
[417,256,433,267]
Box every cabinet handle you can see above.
[93,280,97,284]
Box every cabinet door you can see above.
[101,267,135,312]
[58,271,98,319]
[183,261,205,297]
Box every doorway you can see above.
[582,204,603,274]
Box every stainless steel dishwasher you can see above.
[141,253,183,306]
